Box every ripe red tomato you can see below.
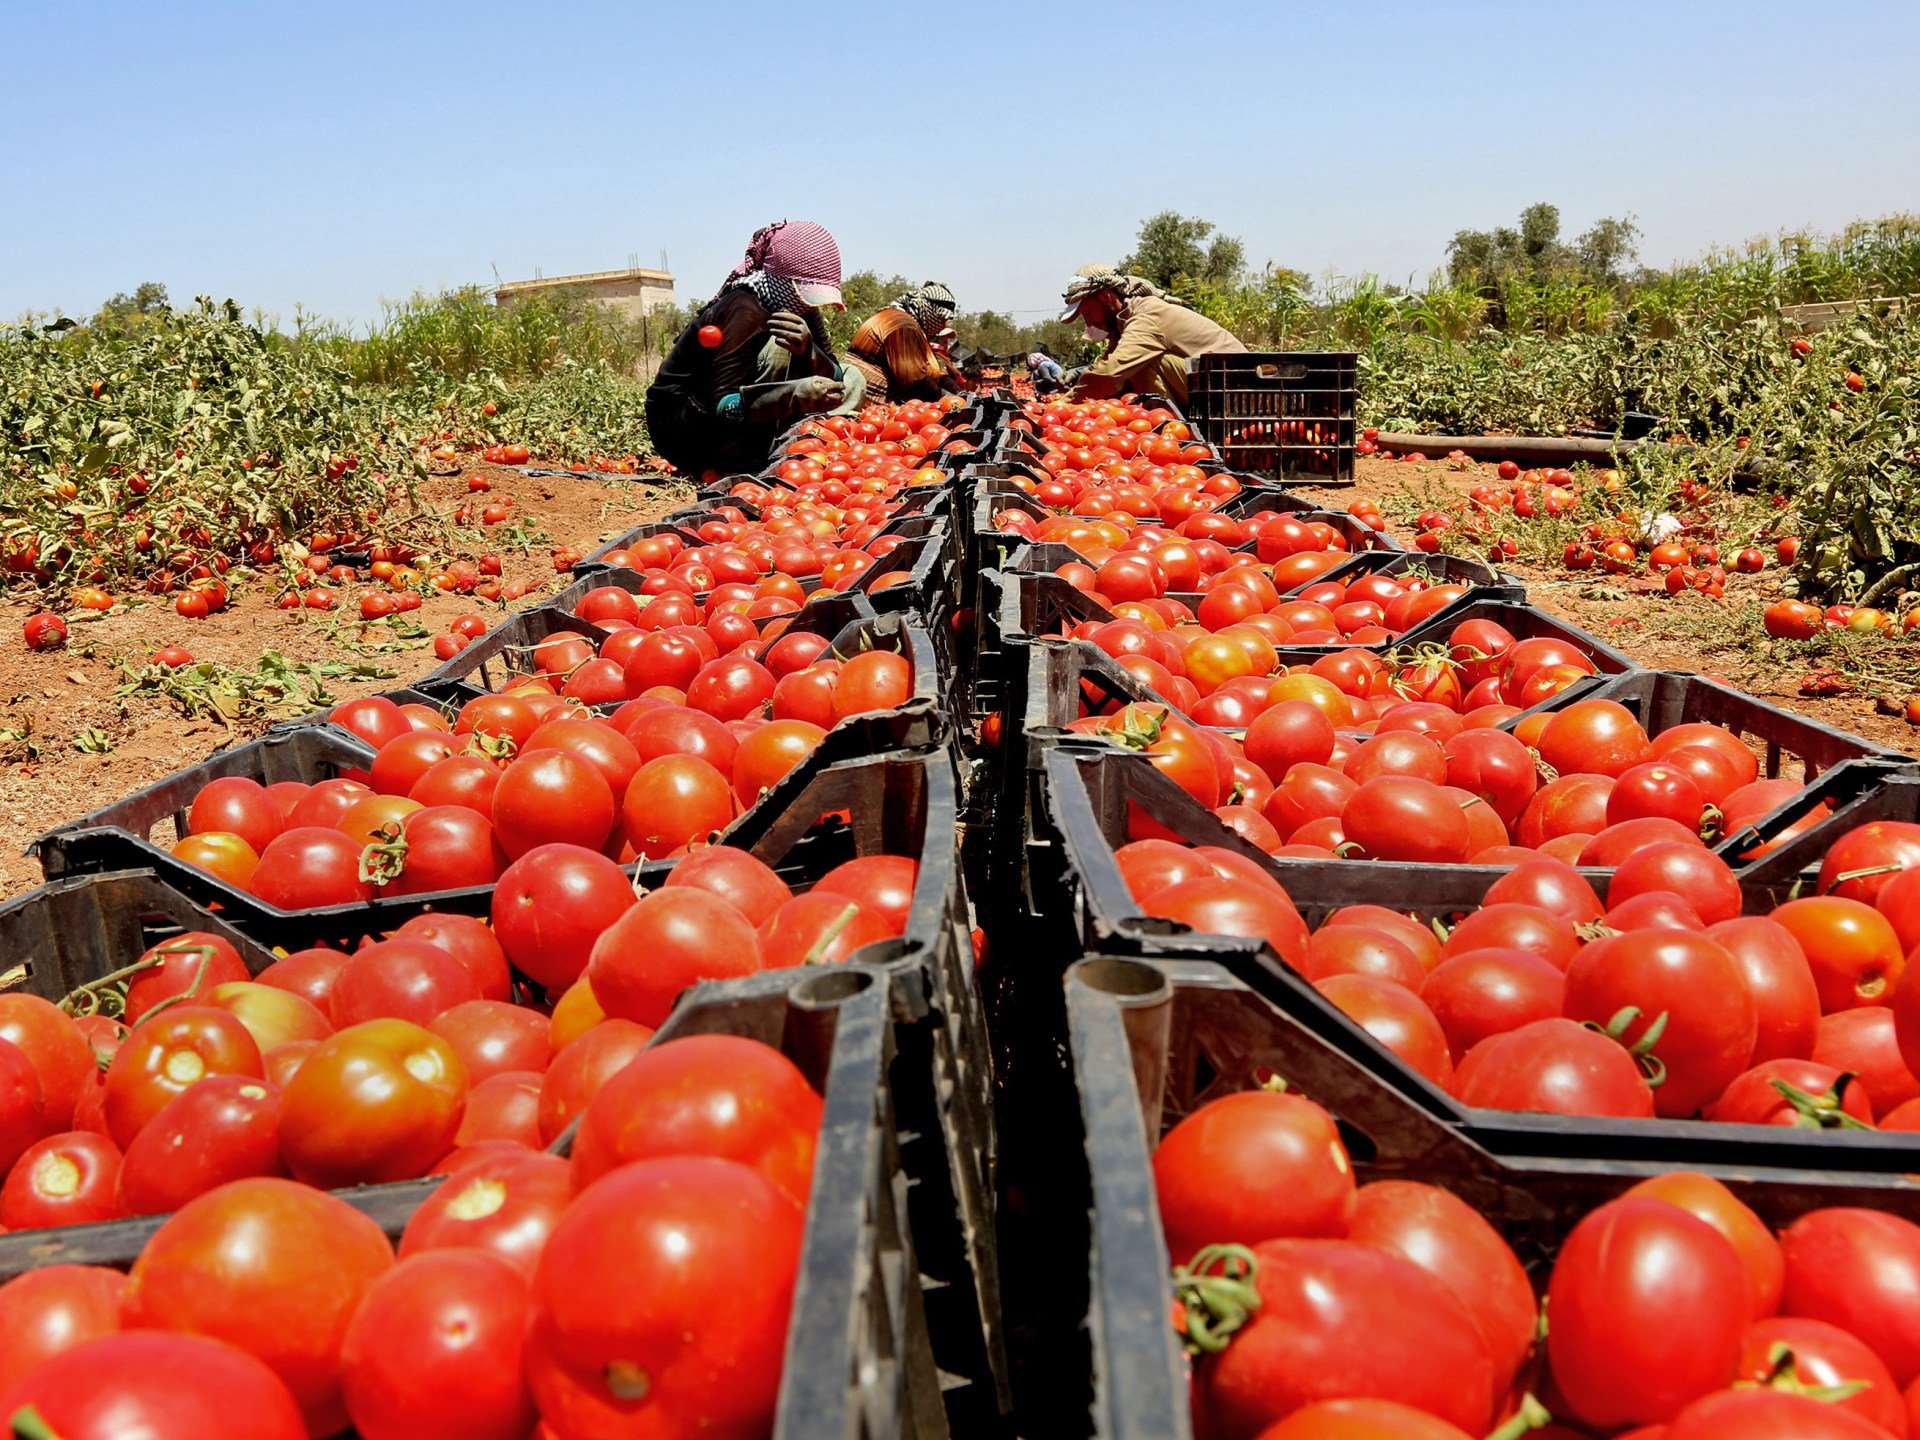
[1197,1237,1497,1437]
[116,1074,284,1216]
[400,1149,571,1279]
[340,1250,537,1440]
[1772,896,1906,1011]
[524,1157,804,1440]
[1734,1315,1907,1435]
[428,1000,551,1084]
[697,323,724,348]
[1547,1196,1750,1428]
[123,1177,395,1435]
[1454,1018,1655,1117]
[104,1006,263,1147]
[0,1130,121,1229]
[731,718,825,805]
[332,696,413,751]
[278,1019,468,1186]
[251,827,375,909]
[0,1331,307,1440]
[1563,929,1756,1117]
[491,843,636,990]
[123,933,249,1026]
[571,1034,821,1205]
[1665,1387,1891,1438]
[622,753,738,858]
[0,994,97,1128]
[1151,1090,1354,1267]
[1706,917,1821,1064]
[332,939,479,1026]
[1782,1208,1920,1385]
[1342,775,1471,863]
[660,845,793,925]
[0,1265,127,1394]
[491,749,616,857]
[188,776,284,854]
[587,888,764,1026]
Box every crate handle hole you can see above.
[793,969,875,1006]
[1071,957,1169,1001]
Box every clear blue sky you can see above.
[7,0,1919,329]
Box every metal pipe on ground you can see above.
[1373,431,1773,482]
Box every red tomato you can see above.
[0,1331,307,1440]
[1197,1238,1497,1437]
[1705,1058,1875,1127]
[1774,896,1907,1011]
[660,846,793,926]
[1141,875,1310,972]
[393,913,512,1002]
[1625,1170,1783,1318]
[1706,917,1821,1064]
[400,1149,571,1279]
[1454,1018,1654,1118]
[758,891,893,967]
[188,776,284,854]
[256,946,351,1017]
[1347,1180,1538,1393]
[588,888,764,1026]
[104,1006,263,1148]
[1342,775,1471,863]
[332,939,479,1026]
[1782,1208,1920,1385]
[123,933,249,1026]
[123,1177,395,1435]
[537,1020,654,1144]
[1547,1197,1750,1429]
[492,749,616,857]
[1562,930,1757,1117]
[429,1001,552,1083]
[340,1250,537,1440]
[524,1157,804,1440]
[0,1265,127,1394]
[1421,947,1566,1059]
[0,994,96,1128]
[1536,699,1652,778]
[278,1019,468,1186]
[117,1074,284,1216]
[251,827,375,910]
[0,1130,120,1229]
[1151,1090,1355,1267]
[813,855,918,935]
[1735,1316,1907,1435]
[491,843,636,991]
[1665,1387,1891,1437]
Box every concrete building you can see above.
[495,266,676,324]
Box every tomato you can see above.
[206,981,331,1055]
[524,1157,804,1440]
[1244,1398,1475,1439]
[251,826,374,909]
[686,654,776,721]
[1342,776,1471,863]
[1563,929,1756,1116]
[117,1074,284,1216]
[0,1265,127,1394]
[453,1070,542,1147]
[369,731,459,796]
[391,912,512,1002]
[538,1019,654,1143]
[1151,1090,1354,1266]
[122,932,250,1027]
[758,890,893,967]
[1421,948,1565,1058]
[1454,1018,1655,1117]
[0,1038,47,1172]
[523,718,643,803]
[23,612,67,650]
[332,938,479,1026]
[0,994,95,1128]
[661,845,793,926]
[0,1331,307,1440]
[1625,1171,1782,1318]
[0,1130,120,1229]
[626,703,740,772]
[429,1001,551,1084]
[620,752,738,859]
[456,693,542,750]
[1197,1238,1497,1437]
[279,1019,468,1186]
[1820,822,1920,903]
[257,946,351,1017]
[492,843,636,990]
[588,887,764,1026]
[1536,699,1652,778]
[492,749,616,857]
[105,1006,263,1148]
[1445,902,1579,970]
[409,754,501,814]
[1347,1181,1537,1393]
[188,776,284,854]
[1141,874,1310,971]
[1782,1208,1920,1385]
[832,649,912,719]
[1610,842,1743,925]
[1547,1196,1749,1428]
[1773,896,1906,1011]
[1814,1005,1920,1114]
[1305,926,1426,987]
[1735,1315,1908,1435]
[1706,917,1821,1063]
[400,1149,571,1279]
[1706,1057,1875,1127]
[1441,728,1538,826]
[333,695,414,751]
[284,777,372,830]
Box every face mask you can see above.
[1084,323,1109,342]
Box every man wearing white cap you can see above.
[1057,264,1245,408]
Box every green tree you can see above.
[1447,204,1640,291]
[825,270,911,348]
[91,281,171,337]
[1122,212,1247,290]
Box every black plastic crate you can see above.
[1023,742,1920,1171]
[0,869,281,1002]
[1739,771,1920,900]
[1186,351,1358,484]
[1385,596,1643,678]
[1055,953,1920,1440]
[0,961,990,1440]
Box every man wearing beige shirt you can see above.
[1057,264,1247,407]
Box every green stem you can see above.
[1172,1244,1262,1357]
[802,902,864,965]
[1484,1395,1554,1440]
[12,1404,61,1440]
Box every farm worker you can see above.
[1027,352,1066,393]
[645,220,865,479]
[1058,265,1246,407]
[842,283,964,404]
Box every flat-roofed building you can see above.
[495,266,675,323]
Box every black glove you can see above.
[792,375,846,411]
[766,311,811,355]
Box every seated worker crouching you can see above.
[842,283,964,405]
[645,220,865,482]
[1059,264,1246,408]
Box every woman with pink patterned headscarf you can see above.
[646,220,863,480]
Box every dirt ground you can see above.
[0,460,690,896]
[1338,453,1920,756]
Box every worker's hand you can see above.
[766,311,811,355]
[792,375,846,411]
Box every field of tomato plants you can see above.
[4,370,1920,1440]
